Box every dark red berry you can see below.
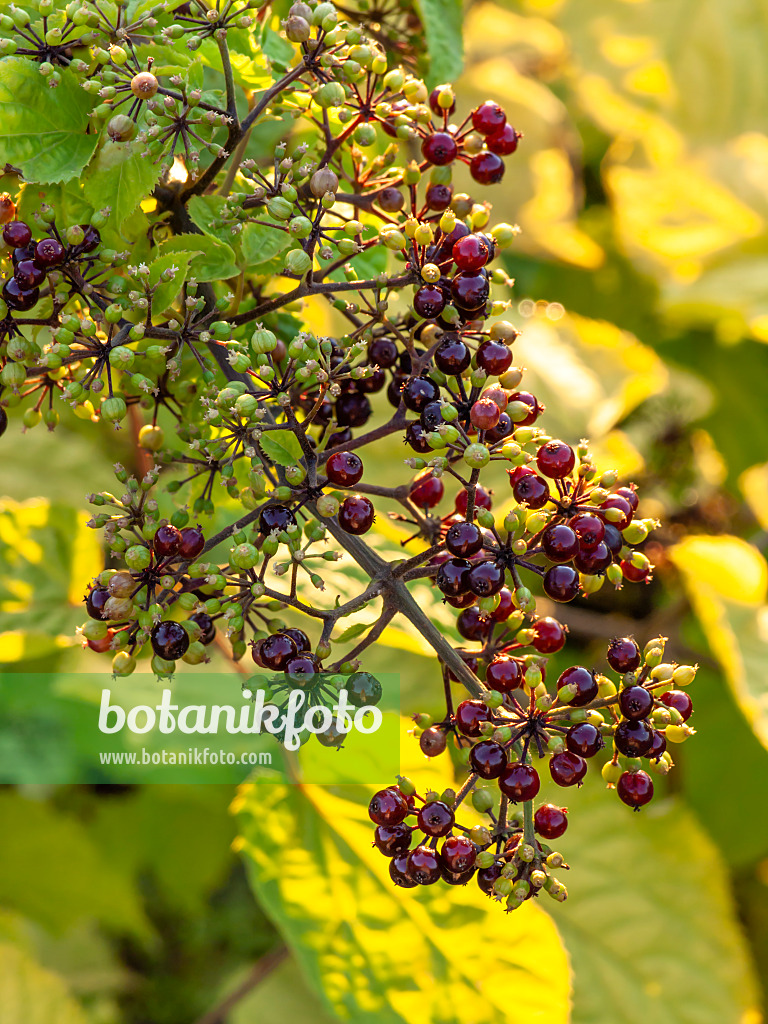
[417,800,454,837]
[407,844,442,884]
[621,560,651,583]
[472,101,506,135]
[599,495,633,530]
[284,653,320,683]
[436,557,472,597]
[335,391,371,427]
[486,123,520,155]
[455,484,492,516]
[566,722,603,758]
[85,586,111,620]
[513,473,550,509]
[536,441,575,479]
[558,665,598,706]
[569,513,605,551]
[499,762,540,802]
[477,862,502,895]
[445,521,483,558]
[33,237,65,267]
[603,523,623,555]
[470,151,505,184]
[150,620,190,660]
[614,719,654,757]
[485,655,522,693]
[425,183,453,211]
[441,835,476,873]
[409,470,444,508]
[178,525,205,559]
[368,336,398,368]
[452,233,492,272]
[402,375,440,412]
[338,494,374,535]
[549,751,587,787]
[456,606,492,641]
[470,398,501,431]
[2,278,39,310]
[617,770,653,809]
[413,284,446,319]
[88,632,115,653]
[13,259,45,289]
[476,338,512,375]
[455,699,491,737]
[435,336,471,375]
[260,632,298,670]
[374,822,412,857]
[532,617,567,654]
[619,685,653,720]
[486,413,513,444]
[189,611,215,645]
[377,187,405,213]
[405,421,431,453]
[390,853,418,887]
[326,450,364,487]
[470,739,508,779]
[648,730,667,760]
[2,221,31,248]
[80,225,100,252]
[660,690,693,721]
[542,524,579,564]
[543,565,580,603]
[607,637,641,673]
[507,390,542,427]
[615,486,639,512]
[153,523,182,559]
[429,86,456,116]
[467,559,505,597]
[451,271,489,310]
[574,542,612,575]
[420,726,448,756]
[421,131,458,165]
[259,504,296,534]
[534,804,568,839]
[369,787,409,826]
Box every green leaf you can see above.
[148,251,196,316]
[0,943,89,1024]
[241,220,292,271]
[159,232,239,282]
[0,58,98,183]
[258,429,304,467]
[235,766,571,1024]
[332,621,373,644]
[82,140,162,228]
[415,0,464,88]
[199,32,271,90]
[549,775,761,1024]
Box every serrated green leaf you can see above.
[241,220,292,271]
[0,58,98,183]
[0,943,89,1024]
[415,0,464,88]
[258,429,304,467]
[148,251,196,316]
[235,772,571,1024]
[549,774,761,1024]
[159,232,239,282]
[83,140,162,228]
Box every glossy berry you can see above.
[421,131,458,165]
[574,542,612,575]
[284,654,320,683]
[377,187,405,213]
[2,221,31,248]
[259,504,296,534]
[455,699,491,737]
[436,557,472,597]
[472,101,506,135]
[14,259,45,289]
[499,762,540,802]
[451,272,489,310]
[402,375,440,412]
[413,284,446,319]
[470,398,501,431]
[446,521,483,558]
[338,495,374,535]
[603,523,623,555]
[536,441,575,479]
[178,525,205,559]
[543,565,580,603]
[549,751,587,787]
[260,632,298,670]
[425,183,453,210]
[433,338,469,378]
[660,690,693,721]
[417,800,454,837]
[558,665,598,706]
[33,237,65,267]
[542,524,579,564]
[476,339,513,375]
[607,637,641,673]
[189,612,215,645]
[420,400,446,431]
[409,471,444,508]
[369,336,398,368]
[486,413,513,444]
[455,484,492,516]
[648,730,667,760]
[407,844,442,884]
[617,770,654,809]
[486,123,520,155]
[452,233,492,272]
[369,788,409,826]
[470,152,505,184]
[614,719,654,758]
[507,391,542,427]
[390,853,418,887]
[599,495,633,531]
[150,620,190,660]
[621,560,650,583]
[79,225,101,252]
[467,559,505,597]
[86,586,111,620]
[566,722,603,758]
[512,473,549,509]
[441,835,476,873]
[326,450,364,487]
[457,606,492,641]
[3,278,38,310]
[486,656,522,693]
[534,804,568,839]
[153,523,182,559]
[420,725,448,756]
[405,421,431,454]
[335,391,371,427]
[619,685,653,720]
[616,486,639,512]
[477,862,502,895]
[569,513,605,551]
[374,823,412,857]
[532,617,567,654]
[470,739,507,779]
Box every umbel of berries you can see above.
[0,0,682,906]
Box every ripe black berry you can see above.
[150,620,190,660]
[566,722,603,758]
[619,685,653,720]
[452,233,492,272]
[2,221,31,248]
[189,611,215,644]
[607,637,641,673]
[326,450,364,487]
[470,739,507,778]
[477,862,502,895]
[614,719,654,757]
[368,336,398,368]
[390,853,418,887]
[368,787,409,826]
[178,525,205,559]
[536,441,575,479]
[86,585,111,620]
[476,339,512,375]
[14,260,45,289]
[485,655,523,693]
[457,606,492,641]
[441,835,476,873]
[402,375,439,412]
[569,513,605,551]
[154,523,182,559]
[434,335,471,375]
[406,844,442,884]
[436,557,472,597]
[420,725,448,756]
[445,520,483,558]
[375,822,412,857]
[335,391,371,427]
[470,152,505,184]
[259,504,296,534]
[405,421,431,453]
[377,187,405,213]
[413,284,446,319]
[534,804,568,839]
[451,272,489,310]
[617,770,654,809]
[558,665,598,706]
[417,800,454,837]
[598,495,633,531]
[260,631,298,670]
[421,131,458,166]
[549,751,587,787]
[33,237,65,267]
[543,565,580,603]
[284,654,320,683]
[467,559,505,597]
[532,617,566,654]
[512,473,550,509]
[574,542,612,575]
[454,699,491,737]
[3,278,39,310]
[499,762,540,802]
[660,690,693,720]
[542,524,579,564]
[338,495,374,534]
[425,183,453,210]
